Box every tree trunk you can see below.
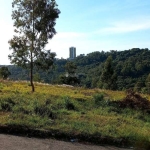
[31,4,35,92]
[30,52,35,92]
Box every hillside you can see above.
[0,81,150,148]
[2,48,150,92]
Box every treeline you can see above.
[2,48,150,93]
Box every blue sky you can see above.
[1,0,150,64]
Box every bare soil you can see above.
[0,134,131,150]
[117,89,150,112]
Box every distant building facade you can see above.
[69,47,76,59]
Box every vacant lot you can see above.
[0,81,150,147]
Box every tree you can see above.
[65,61,77,76]
[100,56,117,90]
[59,61,80,85]
[134,80,145,92]
[145,74,150,94]
[33,73,41,82]
[0,67,11,79]
[8,0,60,92]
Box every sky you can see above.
[1,0,150,64]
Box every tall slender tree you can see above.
[100,56,117,90]
[8,0,60,92]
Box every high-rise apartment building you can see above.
[69,47,76,59]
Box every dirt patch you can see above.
[117,89,150,112]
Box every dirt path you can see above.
[0,134,131,150]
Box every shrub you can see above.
[12,105,32,115]
[0,98,15,111]
[63,96,75,110]
[93,93,104,106]
[34,104,56,119]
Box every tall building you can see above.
[69,47,76,59]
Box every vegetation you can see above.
[1,1,149,149]
[0,80,150,148]
[4,48,150,93]
[0,67,11,79]
[59,61,80,85]
[8,0,60,92]
[99,56,117,90]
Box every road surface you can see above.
[0,134,131,150]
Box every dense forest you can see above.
[1,48,150,93]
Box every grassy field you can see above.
[0,80,150,148]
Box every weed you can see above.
[63,96,75,110]
[12,105,33,115]
[0,83,4,90]
[45,99,51,105]
[93,93,110,107]
[0,98,15,111]
[34,103,56,119]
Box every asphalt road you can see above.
[0,134,131,150]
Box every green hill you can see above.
[2,48,150,92]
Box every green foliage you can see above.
[59,76,80,85]
[8,0,60,92]
[0,67,11,79]
[34,104,55,119]
[12,104,33,115]
[33,73,41,82]
[8,113,53,128]
[65,61,77,74]
[93,93,104,106]
[63,96,75,110]
[0,97,15,111]
[59,61,80,85]
[6,48,150,92]
[100,56,117,90]
[145,73,150,94]
[0,83,4,91]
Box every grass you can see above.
[0,80,150,148]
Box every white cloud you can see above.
[96,17,150,34]
[47,16,150,59]
[1,16,150,64]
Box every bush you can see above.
[93,93,104,106]
[34,104,56,119]
[0,98,15,111]
[12,105,32,115]
[63,96,75,110]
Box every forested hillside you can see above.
[2,48,150,92]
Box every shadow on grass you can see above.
[0,124,132,149]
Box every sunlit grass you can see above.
[0,80,150,147]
